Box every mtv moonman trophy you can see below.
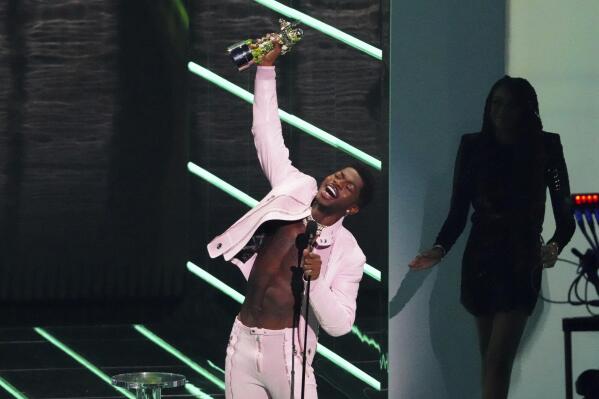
[227,19,303,71]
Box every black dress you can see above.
[435,131,575,316]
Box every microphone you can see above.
[296,220,318,252]
[305,220,318,250]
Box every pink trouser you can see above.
[225,317,318,399]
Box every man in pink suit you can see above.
[207,44,374,399]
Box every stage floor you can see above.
[0,321,385,398]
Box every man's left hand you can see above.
[303,249,321,280]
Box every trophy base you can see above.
[227,41,255,72]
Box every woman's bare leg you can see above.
[481,309,528,399]
[475,314,494,380]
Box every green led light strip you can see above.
[185,383,214,399]
[351,325,388,371]
[379,353,389,371]
[33,328,135,399]
[188,162,258,207]
[0,376,28,399]
[316,345,380,389]
[133,325,225,391]
[187,162,381,282]
[252,0,382,60]
[207,360,225,375]
[171,0,189,30]
[187,62,382,171]
[351,325,381,353]
[187,262,245,305]
[186,261,381,391]
[364,264,381,282]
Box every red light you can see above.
[572,193,599,207]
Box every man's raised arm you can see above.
[251,45,302,187]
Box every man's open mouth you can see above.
[324,184,338,199]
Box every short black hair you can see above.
[348,162,375,209]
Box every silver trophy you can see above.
[227,19,303,71]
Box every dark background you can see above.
[0,0,189,306]
[0,0,388,397]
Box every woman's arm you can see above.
[410,135,473,270]
[546,134,575,252]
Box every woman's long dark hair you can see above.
[481,75,543,138]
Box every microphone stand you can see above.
[290,247,305,399]
[300,264,312,399]
[292,221,317,399]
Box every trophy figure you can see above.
[227,19,303,71]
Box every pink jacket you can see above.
[207,67,365,361]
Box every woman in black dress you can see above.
[409,76,575,399]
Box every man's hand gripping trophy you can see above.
[227,19,303,71]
